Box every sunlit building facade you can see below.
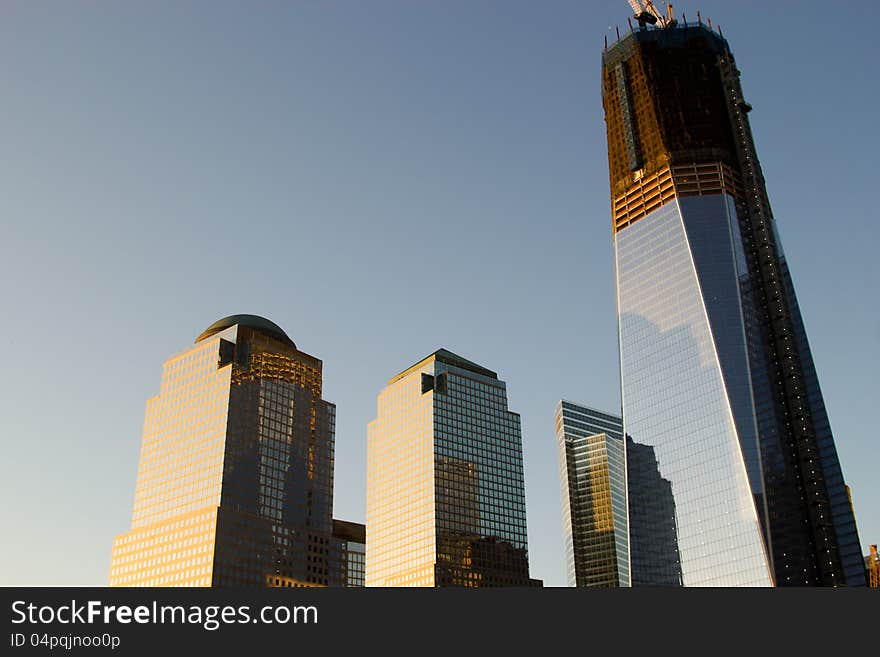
[109,314,347,587]
[366,349,532,587]
[555,401,628,587]
[603,19,864,585]
[866,546,880,589]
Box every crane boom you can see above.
[626,0,671,28]
[643,1,667,26]
[627,0,644,14]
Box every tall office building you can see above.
[555,402,682,587]
[603,16,865,585]
[109,314,348,587]
[366,349,532,587]
[555,401,629,587]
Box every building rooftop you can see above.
[603,21,730,67]
[389,348,498,385]
[332,519,366,544]
[195,314,295,348]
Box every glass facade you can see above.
[740,241,867,585]
[626,436,683,585]
[109,315,352,587]
[366,349,532,587]
[555,401,628,587]
[603,23,865,586]
[333,519,366,587]
[616,196,773,586]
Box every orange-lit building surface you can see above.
[366,349,533,587]
[109,315,346,587]
[866,546,879,589]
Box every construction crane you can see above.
[626,1,676,28]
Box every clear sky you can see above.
[1,1,877,587]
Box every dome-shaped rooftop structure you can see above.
[195,314,295,348]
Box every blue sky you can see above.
[1,1,877,587]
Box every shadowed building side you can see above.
[333,519,366,587]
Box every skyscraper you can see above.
[555,402,682,587]
[109,314,348,587]
[366,349,532,587]
[603,17,865,585]
[555,401,629,587]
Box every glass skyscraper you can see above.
[366,349,533,587]
[603,19,865,585]
[555,402,683,587]
[109,314,353,587]
[555,401,628,587]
